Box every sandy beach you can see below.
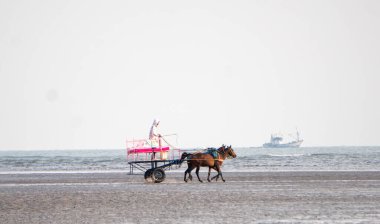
[0,171,379,224]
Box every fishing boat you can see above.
[263,130,303,148]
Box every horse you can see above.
[180,145,237,183]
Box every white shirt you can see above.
[149,119,160,140]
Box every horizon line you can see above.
[1,145,380,151]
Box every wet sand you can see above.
[1,171,379,223]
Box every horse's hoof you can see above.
[199,180,203,183]
[207,179,211,182]
[222,180,226,182]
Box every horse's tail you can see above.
[179,152,192,164]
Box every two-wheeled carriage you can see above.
[126,137,182,183]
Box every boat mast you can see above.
[296,128,300,141]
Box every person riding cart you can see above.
[148,118,162,160]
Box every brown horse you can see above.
[180,145,237,183]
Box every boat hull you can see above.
[263,140,303,148]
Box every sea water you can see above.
[0,146,379,173]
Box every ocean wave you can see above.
[266,154,307,157]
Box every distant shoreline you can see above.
[2,169,380,175]
[1,145,380,151]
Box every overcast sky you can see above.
[1,0,379,150]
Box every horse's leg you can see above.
[210,166,219,181]
[195,166,203,183]
[211,173,219,181]
[215,164,225,182]
[184,168,189,182]
[187,166,195,181]
[184,165,194,182]
[207,167,212,182]
[210,164,224,182]
[211,173,218,181]
[188,170,193,181]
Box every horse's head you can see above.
[225,145,237,159]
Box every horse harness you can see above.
[206,148,225,162]
[186,147,229,162]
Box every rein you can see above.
[160,136,180,150]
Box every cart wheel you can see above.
[151,168,166,183]
[144,169,153,180]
